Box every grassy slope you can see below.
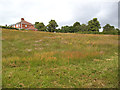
[2,29,118,88]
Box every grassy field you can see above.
[2,29,118,88]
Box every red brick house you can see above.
[11,18,37,30]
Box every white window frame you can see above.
[25,25,27,27]
[16,24,18,27]
[18,24,20,27]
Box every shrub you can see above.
[0,26,19,30]
[102,30,119,35]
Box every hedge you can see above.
[0,26,19,30]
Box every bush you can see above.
[102,30,119,35]
[20,29,25,30]
[0,26,19,30]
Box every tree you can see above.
[116,28,120,32]
[88,18,101,32]
[103,24,115,32]
[35,22,39,25]
[79,24,88,32]
[47,20,58,32]
[73,22,81,32]
[35,22,46,31]
[61,26,70,33]
[69,26,76,33]
[73,22,80,27]
[56,28,61,32]
[103,24,119,34]
[61,26,77,33]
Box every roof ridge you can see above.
[21,20,33,25]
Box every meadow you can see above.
[2,29,118,88]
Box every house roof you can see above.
[16,20,33,25]
[27,26,37,30]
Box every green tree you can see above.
[103,24,119,34]
[61,26,70,33]
[73,22,80,27]
[69,26,75,33]
[56,28,61,32]
[35,22,46,31]
[73,22,81,32]
[47,20,58,32]
[88,18,101,32]
[103,24,115,32]
[35,22,39,25]
[80,24,88,32]
[116,28,120,31]
[61,26,77,33]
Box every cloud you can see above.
[64,1,118,28]
[0,0,119,29]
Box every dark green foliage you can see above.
[103,24,119,35]
[73,22,80,27]
[20,29,25,30]
[88,18,101,32]
[73,22,81,32]
[61,26,77,33]
[60,18,101,33]
[61,26,71,33]
[103,24,116,32]
[69,26,76,33]
[35,22,46,31]
[56,28,61,32]
[0,26,19,30]
[116,28,120,31]
[34,18,118,35]
[35,22,39,25]
[47,20,58,32]
[79,24,88,32]
[102,31,118,35]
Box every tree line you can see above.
[35,18,119,35]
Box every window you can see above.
[16,24,18,27]
[25,25,27,27]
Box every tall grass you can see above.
[2,29,118,88]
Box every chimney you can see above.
[21,18,24,21]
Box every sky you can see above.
[0,0,119,31]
